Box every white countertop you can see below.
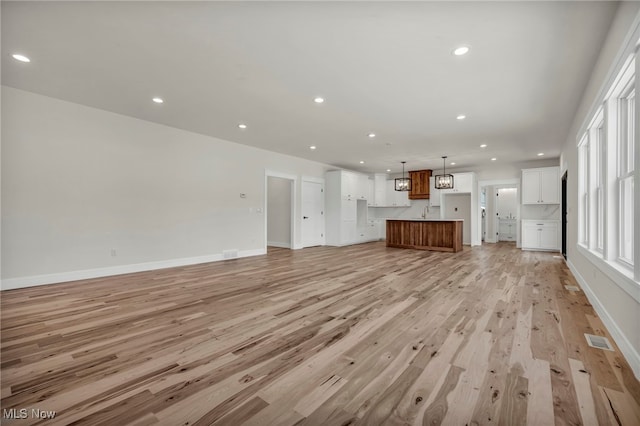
[384,218,464,222]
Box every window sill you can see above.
[577,245,640,303]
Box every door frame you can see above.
[265,170,297,251]
[301,176,326,248]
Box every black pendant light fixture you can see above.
[395,161,411,191]
[434,156,454,189]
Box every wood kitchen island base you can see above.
[386,219,463,252]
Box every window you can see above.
[618,84,635,266]
[591,112,605,253]
[578,134,589,246]
[577,55,636,280]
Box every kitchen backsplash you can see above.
[521,204,561,220]
[368,200,440,220]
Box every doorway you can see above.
[495,186,518,242]
[562,171,568,259]
[301,179,325,247]
[478,178,521,247]
[267,176,294,249]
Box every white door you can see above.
[302,180,325,247]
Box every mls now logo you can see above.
[3,408,56,419]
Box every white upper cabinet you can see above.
[338,171,369,200]
[373,174,387,206]
[367,178,375,206]
[385,180,411,206]
[356,174,369,200]
[429,176,441,207]
[522,167,560,204]
[395,185,410,206]
[340,171,357,199]
[439,172,474,194]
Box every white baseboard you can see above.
[567,260,640,380]
[267,241,291,249]
[1,248,266,291]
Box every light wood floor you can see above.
[1,242,639,425]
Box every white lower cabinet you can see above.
[377,219,386,239]
[364,220,377,240]
[521,220,559,251]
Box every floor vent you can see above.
[223,249,239,259]
[564,285,581,292]
[584,334,614,351]
[553,255,563,259]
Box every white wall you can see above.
[560,2,640,378]
[496,187,517,219]
[267,176,292,248]
[442,194,471,245]
[450,158,559,181]
[1,87,331,289]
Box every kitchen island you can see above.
[386,219,463,253]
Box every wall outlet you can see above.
[110,249,117,257]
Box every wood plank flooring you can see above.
[1,242,639,425]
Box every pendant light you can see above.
[395,161,411,191]
[434,156,454,189]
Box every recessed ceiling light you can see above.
[152,97,164,104]
[456,115,466,120]
[386,169,391,172]
[368,133,376,138]
[238,123,247,129]
[491,157,497,161]
[453,46,470,56]
[450,162,456,165]
[480,144,487,148]
[359,161,365,164]
[12,53,30,63]
[537,152,545,156]
[309,145,316,150]
[314,97,324,104]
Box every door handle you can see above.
[303,216,309,219]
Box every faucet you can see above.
[421,205,429,218]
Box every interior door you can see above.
[302,180,325,247]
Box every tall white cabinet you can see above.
[326,170,383,246]
[520,166,560,251]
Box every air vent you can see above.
[584,334,614,351]
[223,249,239,259]
[564,285,580,292]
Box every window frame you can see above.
[576,52,638,292]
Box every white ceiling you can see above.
[2,1,618,174]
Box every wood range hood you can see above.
[408,169,432,200]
